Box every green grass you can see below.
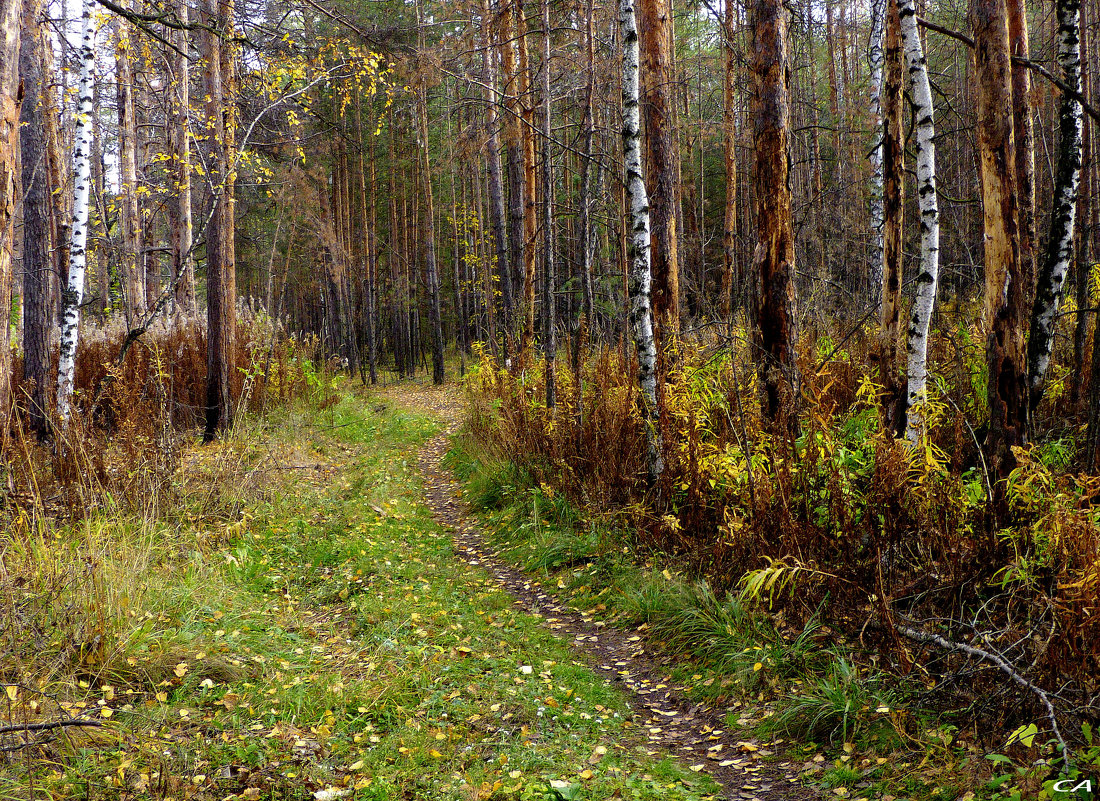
[446,428,1024,801]
[4,387,722,801]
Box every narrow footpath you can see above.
[395,384,819,801]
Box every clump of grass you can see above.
[763,654,900,745]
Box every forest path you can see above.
[382,381,817,801]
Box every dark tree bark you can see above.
[749,0,798,425]
[877,0,905,435]
[202,0,238,442]
[639,0,680,335]
[19,0,51,436]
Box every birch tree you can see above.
[867,0,886,299]
[897,0,940,443]
[1028,0,1083,410]
[56,0,95,424]
[620,0,662,483]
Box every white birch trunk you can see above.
[868,0,886,298]
[620,0,663,482]
[1027,0,1083,408]
[897,0,941,443]
[56,0,94,424]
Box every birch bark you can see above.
[56,0,95,424]
[897,0,941,443]
[868,0,886,298]
[1028,0,1083,410]
[620,0,663,482]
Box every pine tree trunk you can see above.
[578,0,596,336]
[116,9,145,321]
[481,0,511,350]
[0,0,20,427]
[357,98,378,384]
[56,0,95,424]
[416,84,446,385]
[897,0,941,443]
[973,0,1028,481]
[639,0,680,335]
[19,0,51,435]
[499,0,526,355]
[721,0,738,325]
[1028,0,1083,412]
[202,0,238,441]
[750,0,798,426]
[540,0,555,408]
[516,0,538,354]
[620,0,663,483]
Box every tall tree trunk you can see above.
[878,0,905,435]
[1028,0,1083,413]
[481,0,511,352]
[56,0,95,425]
[516,0,538,353]
[0,0,20,426]
[973,0,1027,481]
[540,0,555,408]
[1007,0,1036,303]
[620,0,663,483]
[1072,4,1091,408]
[499,0,526,355]
[897,0,941,443]
[750,0,797,425]
[578,0,596,336]
[41,39,66,321]
[357,98,378,384]
[168,0,194,314]
[720,0,738,325]
[414,59,445,383]
[19,0,51,435]
[202,0,238,441]
[116,10,145,321]
[639,0,680,335]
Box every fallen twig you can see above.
[896,625,1070,762]
[0,718,103,736]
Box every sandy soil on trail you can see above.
[383,382,822,801]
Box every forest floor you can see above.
[5,379,985,801]
[4,380,773,801]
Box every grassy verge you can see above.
[444,435,1041,801]
[2,385,723,801]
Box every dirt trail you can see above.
[385,383,820,801]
